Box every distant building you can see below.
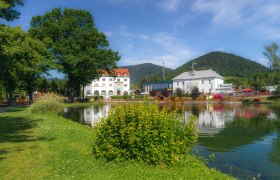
[172,69,224,94]
[84,68,130,97]
[143,81,173,93]
[216,84,235,94]
[266,85,277,93]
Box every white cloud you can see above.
[157,0,185,13]
[192,0,254,27]
[190,0,280,39]
[117,28,197,68]
[104,31,113,37]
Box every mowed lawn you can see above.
[0,107,234,179]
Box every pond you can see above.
[63,103,280,179]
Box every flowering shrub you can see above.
[28,93,64,114]
[93,101,198,165]
[214,93,224,100]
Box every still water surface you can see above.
[64,103,280,179]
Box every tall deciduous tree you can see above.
[0,26,52,104]
[0,0,24,21]
[263,43,280,71]
[29,8,120,102]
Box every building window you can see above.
[117,79,120,82]
[109,84,112,87]
[102,83,105,87]
[86,90,90,95]
[117,72,120,76]
[209,80,211,84]
[94,83,98,87]
[109,78,113,81]
[124,91,128,95]
[94,90,99,96]
[123,73,127,76]
[124,78,127,82]
[102,78,105,81]
[177,82,179,86]
[202,80,204,84]
[124,84,127,87]
[109,90,113,95]
[101,90,106,96]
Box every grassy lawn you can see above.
[0,107,234,179]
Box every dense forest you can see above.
[167,51,269,79]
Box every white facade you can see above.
[172,69,224,94]
[84,69,130,97]
[83,104,111,126]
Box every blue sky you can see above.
[2,0,280,76]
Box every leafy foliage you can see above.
[0,0,24,21]
[168,51,268,79]
[28,93,64,114]
[191,87,199,100]
[0,25,52,104]
[263,43,280,71]
[175,88,183,97]
[93,102,198,165]
[29,8,120,102]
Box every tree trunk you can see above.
[82,84,85,102]
[28,90,33,104]
[8,90,14,106]
[68,75,75,103]
[5,90,8,103]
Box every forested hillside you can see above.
[167,52,268,79]
[122,63,173,87]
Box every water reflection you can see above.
[63,103,280,179]
[64,104,111,127]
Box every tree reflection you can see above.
[198,117,275,152]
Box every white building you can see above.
[84,68,130,97]
[172,69,224,94]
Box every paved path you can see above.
[0,106,13,114]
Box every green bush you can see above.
[93,101,198,165]
[133,95,144,99]
[28,93,64,114]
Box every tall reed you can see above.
[28,93,64,114]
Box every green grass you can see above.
[0,107,234,179]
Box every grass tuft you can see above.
[28,93,64,114]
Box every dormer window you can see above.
[117,72,121,76]
[123,73,127,76]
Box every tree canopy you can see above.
[0,0,24,21]
[0,25,52,104]
[29,8,120,102]
[263,43,280,71]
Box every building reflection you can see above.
[83,104,112,126]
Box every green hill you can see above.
[122,63,173,87]
[168,51,269,79]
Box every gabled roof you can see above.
[113,68,130,77]
[173,69,223,80]
[101,68,130,77]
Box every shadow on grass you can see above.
[0,115,42,143]
[5,106,28,113]
[0,114,55,158]
[0,149,7,161]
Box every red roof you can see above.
[101,68,130,77]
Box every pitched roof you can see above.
[173,69,223,80]
[102,68,130,77]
